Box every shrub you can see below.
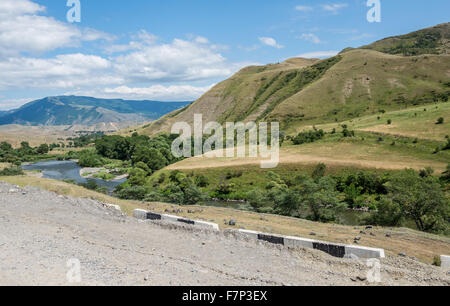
[78,151,103,167]
[292,129,325,145]
[0,167,24,176]
[436,117,444,125]
[116,186,148,200]
[365,198,403,227]
[432,256,441,267]
[312,163,327,180]
[194,174,209,187]
[247,189,266,210]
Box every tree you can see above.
[128,168,148,186]
[78,150,102,167]
[36,144,49,154]
[298,176,346,222]
[132,146,168,172]
[366,198,403,226]
[385,169,449,233]
[273,189,301,216]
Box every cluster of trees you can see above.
[66,132,104,148]
[0,141,52,165]
[245,164,449,234]
[291,128,325,145]
[116,170,208,205]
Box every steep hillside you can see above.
[360,22,450,56]
[137,24,450,136]
[0,96,191,126]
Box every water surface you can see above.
[22,160,125,193]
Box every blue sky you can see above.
[0,0,448,110]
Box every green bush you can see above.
[0,167,24,176]
[292,129,325,145]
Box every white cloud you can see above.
[0,97,36,110]
[259,37,284,49]
[299,33,323,44]
[295,5,313,12]
[0,54,118,90]
[0,0,112,56]
[321,3,348,13]
[102,84,214,101]
[0,1,249,103]
[113,38,243,82]
[0,0,44,17]
[194,36,210,44]
[296,51,339,59]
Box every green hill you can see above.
[137,23,450,136]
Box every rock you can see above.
[354,237,361,241]
[310,232,317,236]
[360,231,367,235]
[370,232,376,237]
[229,219,236,226]
[357,276,367,282]
[398,252,407,257]
[365,226,373,230]
[354,241,360,245]
[386,233,392,238]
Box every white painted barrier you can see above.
[133,209,220,231]
[134,209,384,259]
[441,255,450,269]
[238,229,385,259]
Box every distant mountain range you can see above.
[0,96,191,126]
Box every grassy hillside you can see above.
[360,22,450,56]
[1,175,449,263]
[296,102,450,141]
[132,24,450,137]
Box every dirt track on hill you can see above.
[0,182,448,286]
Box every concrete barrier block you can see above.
[345,245,385,259]
[238,229,260,240]
[441,255,450,269]
[284,236,315,249]
[195,220,220,231]
[133,209,148,220]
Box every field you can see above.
[291,102,450,141]
[1,175,449,264]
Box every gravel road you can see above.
[0,182,448,286]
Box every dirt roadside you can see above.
[0,182,448,286]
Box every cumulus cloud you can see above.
[102,84,214,101]
[0,0,112,56]
[113,38,241,82]
[295,5,313,12]
[299,33,323,44]
[259,37,284,49]
[296,51,339,59]
[0,54,119,90]
[321,3,348,13]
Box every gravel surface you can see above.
[0,182,448,286]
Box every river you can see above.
[22,160,126,193]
